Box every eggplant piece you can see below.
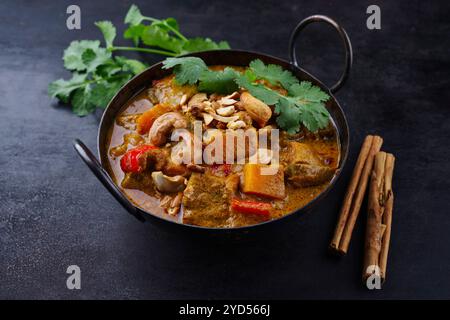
[285,163,335,187]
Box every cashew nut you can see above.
[227,120,247,130]
[216,105,236,116]
[148,112,187,146]
[151,171,186,193]
[188,93,207,109]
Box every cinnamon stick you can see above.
[363,152,386,280]
[362,152,395,284]
[379,154,395,282]
[330,135,383,254]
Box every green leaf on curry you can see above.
[161,57,330,132]
[234,72,280,105]
[198,68,239,94]
[249,59,299,89]
[288,81,329,103]
[274,98,301,134]
[162,57,208,85]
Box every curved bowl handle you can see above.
[73,139,145,222]
[289,15,353,94]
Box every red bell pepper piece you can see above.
[231,199,271,217]
[211,163,232,176]
[120,145,157,173]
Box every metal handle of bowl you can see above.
[289,15,353,94]
[73,139,145,222]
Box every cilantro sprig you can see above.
[162,57,331,133]
[162,57,239,94]
[49,4,230,116]
[123,5,230,55]
[49,33,147,115]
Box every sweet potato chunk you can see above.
[136,103,171,134]
[242,164,285,200]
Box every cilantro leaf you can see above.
[249,59,299,89]
[123,5,230,56]
[115,56,147,74]
[48,73,87,103]
[152,17,180,32]
[162,57,208,85]
[275,99,328,133]
[95,21,116,48]
[95,61,122,78]
[302,101,331,130]
[63,40,102,71]
[81,48,111,73]
[89,75,131,108]
[278,90,331,133]
[124,19,185,53]
[198,68,238,93]
[236,63,330,133]
[275,99,301,134]
[161,57,331,132]
[288,81,329,102]
[72,86,95,116]
[235,72,279,105]
[50,53,144,116]
[124,4,145,26]
[141,24,184,53]
[123,24,146,46]
[182,38,230,53]
[50,5,232,116]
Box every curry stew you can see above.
[106,68,340,228]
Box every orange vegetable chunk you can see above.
[136,103,171,134]
[242,163,285,200]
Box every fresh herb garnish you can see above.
[248,59,299,89]
[123,4,230,56]
[49,23,146,116]
[162,58,239,94]
[49,4,230,116]
[162,57,331,132]
[162,57,208,85]
[198,68,240,94]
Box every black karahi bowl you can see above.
[74,15,353,236]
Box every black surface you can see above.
[0,0,449,299]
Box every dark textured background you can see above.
[0,0,449,299]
